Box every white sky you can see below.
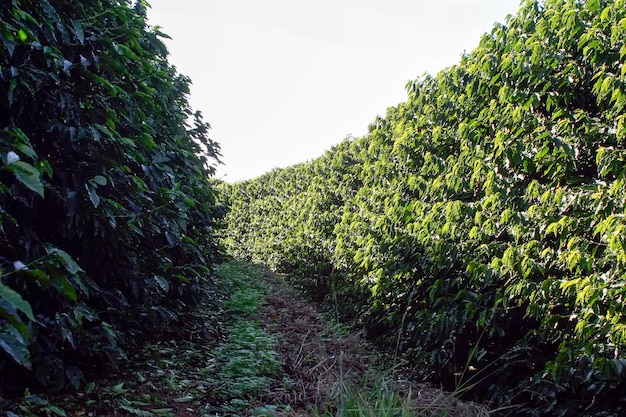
[147,0,522,182]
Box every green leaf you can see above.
[0,311,28,336]
[0,282,35,322]
[152,409,175,415]
[174,274,190,284]
[46,246,83,274]
[183,196,196,207]
[0,299,19,320]
[182,236,199,247]
[112,382,128,394]
[14,141,37,159]
[65,365,84,389]
[93,123,115,139]
[17,28,28,42]
[5,160,44,197]
[46,405,67,417]
[51,277,78,301]
[25,394,48,405]
[71,19,84,44]
[0,328,31,369]
[586,0,600,12]
[173,395,194,403]
[39,159,53,178]
[154,276,169,293]
[86,184,100,207]
[117,43,140,61]
[93,175,107,186]
[119,405,154,417]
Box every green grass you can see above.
[218,261,266,317]
[206,261,287,415]
[314,380,486,417]
[322,388,417,417]
[210,321,283,400]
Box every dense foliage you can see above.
[222,0,626,415]
[0,0,222,396]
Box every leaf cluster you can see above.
[0,0,223,396]
[222,0,626,415]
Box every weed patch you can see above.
[210,321,283,402]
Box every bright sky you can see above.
[147,0,522,182]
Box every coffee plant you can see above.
[0,0,223,397]
[222,0,626,415]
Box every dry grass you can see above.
[251,266,490,417]
[390,380,490,417]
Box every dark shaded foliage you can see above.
[0,0,223,395]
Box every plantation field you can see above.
[220,0,626,415]
[2,0,626,416]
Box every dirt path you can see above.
[250,266,384,413]
[4,261,489,417]
[247,265,489,417]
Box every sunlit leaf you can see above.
[17,29,28,42]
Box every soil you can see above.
[248,265,490,417]
[251,266,383,413]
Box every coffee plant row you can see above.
[0,0,223,397]
[221,0,626,415]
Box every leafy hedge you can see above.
[0,0,223,396]
[222,0,626,415]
